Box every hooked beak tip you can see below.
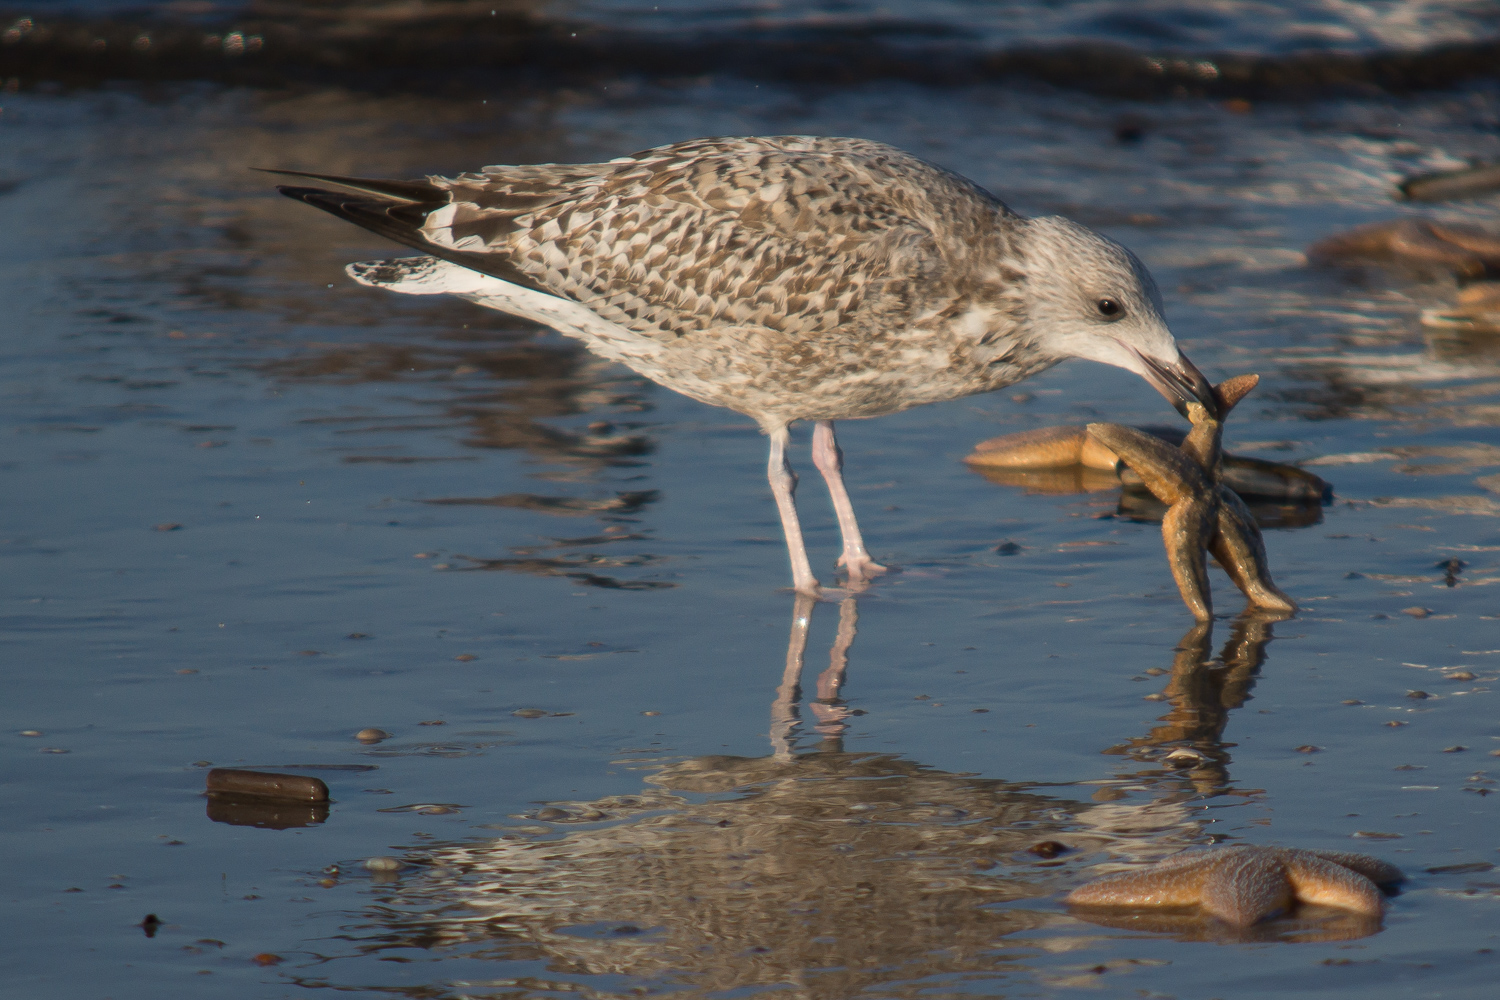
[1135,348,1219,420]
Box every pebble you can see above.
[355,728,392,743]
[19,730,41,737]
[1445,671,1477,681]
[1294,745,1322,753]
[416,805,458,815]
[535,807,569,821]
[454,654,476,662]
[512,708,548,719]
[1407,690,1431,700]
[206,768,329,803]
[417,720,445,726]
[251,953,283,966]
[1399,161,1500,202]
[1028,840,1068,858]
[1384,720,1408,727]
[1403,607,1433,618]
[1442,745,1469,753]
[641,710,660,716]
[364,857,402,871]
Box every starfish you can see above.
[1086,374,1297,622]
[1308,218,1500,281]
[1065,846,1403,927]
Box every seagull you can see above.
[267,135,1217,596]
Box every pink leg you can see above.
[767,424,821,596]
[811,420,887,586]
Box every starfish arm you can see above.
[1087,423,1206,505]
[965,426,1090,469]
[1283,853,1385,917]
[1064,857,1213,909]
[1198,852,1295,926]
[1210,487,1297,613]
[1180,403,1224,473]
[1304,850,1405,887]
[1162,499,1217,622]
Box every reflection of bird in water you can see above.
[269,135,1216,595]
[332,603,1378,1000]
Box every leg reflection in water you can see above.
[770,594,858,758]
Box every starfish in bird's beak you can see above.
[1086,374,1296,622]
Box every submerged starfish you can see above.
[1086,374,1297,622]
[1065,846,1403,927]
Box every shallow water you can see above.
[4,22,1500,1000]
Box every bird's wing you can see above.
[281,137,1008,343]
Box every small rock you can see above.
[1143,693,1167,701]
[347,633,369,639]
[1028,840,1069,858]
[535,807,569,821]
[995,541,1022,556]
[1352,831,1403,839]
[1443,745,1469,753]
[1403,607,1433,618]
[1342,700,1364,705]
[1384,721,1408,727]
[251,953,282,967]
[1407,690,1431,700]
[19,730,41,737]
[454,654,477,662]
[416,805,457,815]
[971,708,989,714]
[512,708,548,719]
[40,747,69,754]
[1426,861,1495,875]
[641,710,660,717]
[154,523,182,532]
[417,720,445,726]
[1445,671,1476,681]
[364,857,402,872]
[1294,745,1322,753]
[355,728,392,743]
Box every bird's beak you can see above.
[1133,348,1219,419]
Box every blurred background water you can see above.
[3,2,1500,998]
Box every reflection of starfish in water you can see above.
[1066,846,1403,927]
[1087,374,1296,622]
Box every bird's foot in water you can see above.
[837,553,888,587]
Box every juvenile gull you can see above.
[269,135,1216,595]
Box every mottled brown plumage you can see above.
[272,135,1218,594]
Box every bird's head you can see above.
[1019,216,1217,418]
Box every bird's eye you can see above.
[1096,298,1122,318]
